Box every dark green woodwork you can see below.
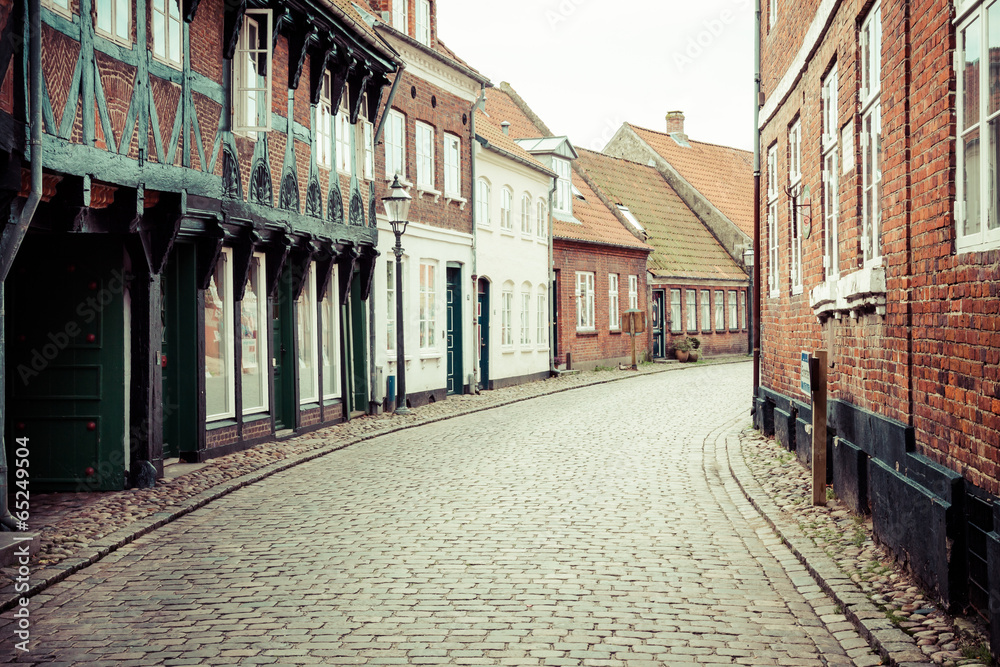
[271,266,295,429]
[651,289,665,359]
[348,272,367,411]
[289,23,318,90]
[477,279,489,389]
[5,236,126,491]
[338,246,358,306]
[446,267,463,396]
[309,42,337,106]
[161,244,199,459]
[223,0,247,60]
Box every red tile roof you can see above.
[482,87,548,141]
[628,124,754,238]
[555,171,652,252]
[474,109,553,176]
[575,149,746,282]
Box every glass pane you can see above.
[321,292,338,398]
[169,0,180,19]
[153,11,165,58]
[97,0,112,33]
[964,20,981,129]
[241,258,264,412]
[965,127,982,236]
[298,269,316,402]
[115,0,128,39]
[205,258,230,418]
[169,18,181,63]
[991,118,1000,230]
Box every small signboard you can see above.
[801,351,811,395]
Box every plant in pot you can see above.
[673,337,692,362]
[686,336,701,362]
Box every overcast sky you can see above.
[435,0,755,153]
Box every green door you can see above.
[161,244,199,459]
[5,236,126,491]
[348,273,368,412]
[477,278,489,390]
[446,267,463,395]
[272,269,295,429]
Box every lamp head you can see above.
[382,175,412,235]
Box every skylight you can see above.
[616,205,645,233]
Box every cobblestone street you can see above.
[1,363,882,666]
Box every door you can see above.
[348,273,368,412]
[446,267,463,395]
[477,278,489,390]
[652,289,666,358]
[272,269,295,429]
[161,244,198,459]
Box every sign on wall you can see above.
[801,351,811,395]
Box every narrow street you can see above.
[2,363,876,666]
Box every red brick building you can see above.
[756,0,999,651]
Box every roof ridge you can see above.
[627,122,753,156]
[575,146,662,171]
[498,82,553,137]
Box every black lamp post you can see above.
[383,175,412,415]
[743,247,754,357]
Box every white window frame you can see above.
[392,0,408,32]
[860,3,882,266]
[415,0,430,45]
[443,133,461,197]
[233,10,272,134]
[956,2,1000,252]
[769,0,777,29]
[609,274,620,331]
[767,144,780,297]
[363,116,374,181]
[685,289,697,332]
[205,248,235,421]
[822,65,840,279]
[419,261,437,351]
[536,199,547,238]
[386,260,396,353]
[520,287,531,346]
[317,70,334,169]
[553,158,572,214]
[385,109,406,180]
[321,265,341,401]
[476,178,491,226]
[43,0,71,18]
[788,119,803,294]
[714,290,725,331]
[669,289,681,333]
[575,272,595,331]
[241,252,269,415]
[536,288,547,347]
[728,290,738,329]
[520,193,532,235]
[96,0,130,45]
[501,284,514,347]
[298,263,319,405]
[500,187,513,231]
[628,275,638,310]
[415,121,435,190]
[336,85,352,174]
[740,290,747,329]
[151,0,182,66]
[700,289,711,331]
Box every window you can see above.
[769,0,777,29]
[860,3,882,264]
[700,290,710,331]
[739,290,747,329]
[233,10,272,133]
[536,199,547,237]
[728,290,738,329]
[336,84,352,173]
[298,263,319,405]
[476,178,490,226]
[205,249,234,420]
[575,272,595,331]
[385,109,406,179]
[669,289,681,333]
[501,283,514,346]
[537,288,547,346]
[553,158,572,214]
[521,194,532,234]
[443,133,460,197]
[392,0,408,31]
[500,187,513,231]
[520,287,531,345]
[44,0,70,18]
[415,122,434,189]
[822,65,840,278]
[415,0,430,46]
[609,274,620,331]
[241,253,268,414]
[628,275,638,309]
[685,289,696,332]
[321,266,341,400]
[714,290,725,330]
[96,0,130,44]
[317,71,334,169]
[386,261,396,351]
[363,117,374,181]
[956,2,1000,251]
[152,0,181,66]
[788,119,803,294]
[767,144,779,296]
[419,261,436,350]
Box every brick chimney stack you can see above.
[666,111,685,135]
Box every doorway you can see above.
[446,267,463,395]
[652,289,665,358]
[477,278,490,389]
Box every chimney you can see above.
[501,121,511,136]
[666,111,685,135]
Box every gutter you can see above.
[548,174,557,374]
[753,0,762,406]
[372,62,405,146]
[470,84,485,392]
[0,0,43,531]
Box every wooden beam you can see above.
[309,42,336,106]
[231,224,263,300]
[223,0,247,60]
[811,349,829,507]
[314,241,340,302]
[358,246,378,301]
[289,21,318,91]
[348,66,373,125]
[338,243,360,306]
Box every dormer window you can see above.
[415,0,430,46]
[392,0,408,32]
[233,10,273,134]
[553,158,571,214]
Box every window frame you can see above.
[419,260,437,351]
[788,118,803,294]
[232,9,273,135]
[415,121,435,190]
[767,144,780,297]
[536,287,547,347]
[336,85,352,174]
[476,178,491,227]
[386,260,396,353]
[520,287,531,346]
[822,65,840,279]
[700,289,711,332]
[575,272,595,331]
[385,109,406,180]
[500,187,513,232]
[609,274,620,331]
[860,3,883,266]
[443,132,461,197]
[520,193,532,235]
[392,0,408,32]
[205,248,235,422]
[728,290,738,330]
[43,0,71,18]
[669,289,681,334]
[297,263,319,406]
[501,283,514,347]
[714,290,725,331]
[628,275,638,310]
[362,115,374,181]
[553,158,572,214]
[151,0,182,67]
[95,0,131,46]
[241,252,269,415]
[415,0,430,45]
[536,199,547,238]
[321,265,341,401]
[317,70,334,169]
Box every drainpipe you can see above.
[752,0,762,410]
[0,0,43,531]
[470,83,485,393]
[373,62,405,146]
[547,175,557,374]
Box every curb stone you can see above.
[1,356,749,614]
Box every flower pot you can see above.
[675,349,690,362]
[688,350,700,362]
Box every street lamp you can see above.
[383,175,412,415]
[743,247,754,357]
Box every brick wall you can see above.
[206,424,238,450]
[300,406,322,429]
[554,240,649,368]
[656,280,749,358]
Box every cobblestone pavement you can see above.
[1,363,885,666]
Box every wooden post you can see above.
[629,314,637,370]
[811,349,828,506]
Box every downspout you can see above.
[547,176,557,374]
[0,0,43,531]
[373,63,405,146]
[470,83,485,393]
[752,0,762,410]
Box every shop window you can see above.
[205,249,235,420]
[241,253,268,414]
[298,263,319,404]
[321,266,341,400]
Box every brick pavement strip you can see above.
[0,360,933,665]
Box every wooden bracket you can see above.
[194,215,226,291]
[289,22,318,90]
[264,226,293,297]
[329,52,356,117]
[183,0,202,23]
[223,0,247,60]
[309,42,336,106]
[358,246,379,302]
[349,66,373,125]
[135,189,183,276]
[338,243,361,306]
[231,223,263,301]
[314,241,341,302]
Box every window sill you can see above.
[576,329,598,336]
[206,417,237,429]
[152,54,183,70]
[419,352,442,360]
[445,194,467,210]
[385,176,413,189]
[610,329,622,335]
[500,230,515,237]
[417,186,441,202]
[791,285,804,296]
[242,410,270,421]
[809,264,887,319]
[768,290,780,299]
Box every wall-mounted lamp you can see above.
[785,184,813,238]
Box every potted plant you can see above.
[687,336,701,362]
[673,337,692,362]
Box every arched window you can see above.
[476,178,491,227]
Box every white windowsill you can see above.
[809,264,887,319]
[417,186,441,202]
[445,194,467,210]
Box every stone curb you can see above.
[724,430,932,667]
[2,356,750,613]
